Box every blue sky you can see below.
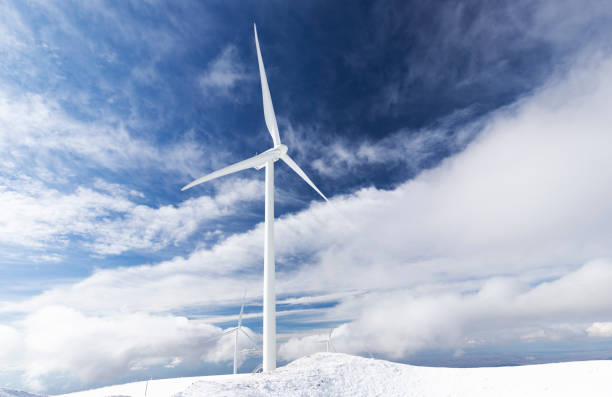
[2,0,612,393]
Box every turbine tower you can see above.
[182,24,328,372]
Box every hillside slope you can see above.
[56,353,612,397]
[176,353,612,397]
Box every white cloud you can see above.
[7,50,612,313]
[2,306,235,391]
[0,175,262,256]
[586,322,612,338]
[0,325,23,368]
[279,333,333,361]
[0,73,266,260]
[275,54,612,360]
[0,304,261,392]
[281,108,481,180]
[84,177,264,255]
[280,260,612,361]
[0,2,33,52]
[199,45,252,100]
[0,89,208,177]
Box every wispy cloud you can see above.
[0,89,209,178]
[199,45,253,101]
[281,107,482,184]
[351,0,612,122]
[0,175,262,256]
[0,79,262,260]
[0,2,33,52]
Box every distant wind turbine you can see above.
[182,24,328,372]
[316,328,336,353]
[223,295,258,374]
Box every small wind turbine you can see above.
[223,295,258,374]
[182,24,328,372]
[316,328,336,353]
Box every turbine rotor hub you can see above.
[275,144,288,156]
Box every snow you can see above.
[54,376,213,397]
[52,353,612,397]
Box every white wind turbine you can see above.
[223,295,259,374]
[316,328,336,353]
[182,24,328,372]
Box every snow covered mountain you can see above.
[53,352,612,397]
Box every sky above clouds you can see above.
[2,0,612,393]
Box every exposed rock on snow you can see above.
[55,353,612,397]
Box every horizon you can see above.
[2,0,612,394]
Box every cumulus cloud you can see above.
[586,322,612,338]
[280,260,612,361]
[0,306,240,391]
[0,303,261,392]
[275,54,612,359]
[0,325,23,368]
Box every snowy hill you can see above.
[55,353,612,397]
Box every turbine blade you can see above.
[254,24,281,146]
[280,154,328,202]
[181,151,270,191]
[223,327,238,335]
[238,290,247,328]
[238,302,245,328]
[239,328,258,347]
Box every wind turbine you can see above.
[316,328,336,353]
[182,24,328,372]
[223,295,258,374]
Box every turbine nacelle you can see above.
[261,144,288,162]
[276,144,288,157]
[254,144,288,170]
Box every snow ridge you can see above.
[54,352,612,397]
[176,353,612,397]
